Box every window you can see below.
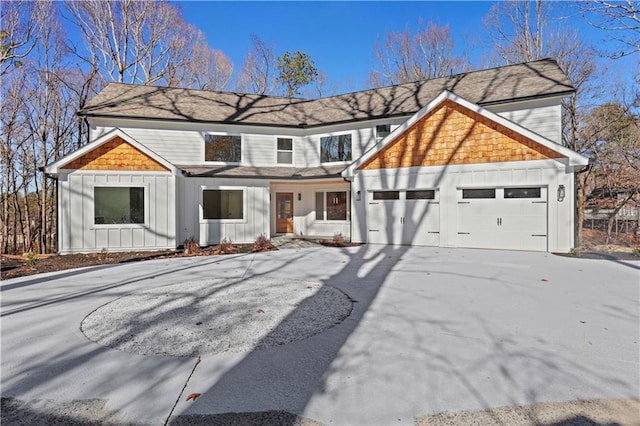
[202,189,243,220]
[320,134,352,162]
[315,191,349,220]
[94,187,144,224]
[373,191,400,200]
[504,187,542,199]
[205,135,241,162]
[462,188,496,199]
[375,124,391,141]
[277,138,293,164]
[406,190,435,200]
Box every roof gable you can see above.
[45,129,178,175]
[345,91,588,175]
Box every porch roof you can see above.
[178,164,347,179]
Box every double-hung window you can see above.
[277,138,293,164]
[320,134,352,162]
[315,191,349,221]
[94,186,145,225]
[205,135,241,162]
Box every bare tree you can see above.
[0,0,37,76]
[579,0,640,58]
[235,34,279,95]
[368,19,467,87]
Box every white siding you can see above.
[178,177,270,245]
[350,158,575,252]
[487,100,562,143]
[58,171,176,254]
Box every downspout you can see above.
[343,175,353,242]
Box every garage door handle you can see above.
[531,201,547,204]
[531,234,547,237]
[458,202,471,204]
[428,231,439,234]
[458,232,470,235]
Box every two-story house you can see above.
[45,58,588,254]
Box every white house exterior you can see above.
[45,59,588,254]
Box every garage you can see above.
[368,189,440,246]
[457,187,548,251]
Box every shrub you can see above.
[183,237,201,255]
[569,247,583,256]
[24,251,39,267]
[98,248,109,262]
[213,238,237,255]
[252,234,275,252]
[332,232,344,245]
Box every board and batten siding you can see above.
[177,177,270,245]
[57,171,176,253]
[350,159,575,252]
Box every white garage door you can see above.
[368,189,440,246]
[457,187,548,251]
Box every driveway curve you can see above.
[1,245,639,425]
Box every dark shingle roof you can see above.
[178,165,347,179]
[80,59,573,128]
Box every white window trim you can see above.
[318,132,353,165]
[276,136,294,166]
[200,185,248,224]
[203,132,243,165]
[91,183,149,229]
[315,190,350,222]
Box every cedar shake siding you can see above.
[359,100,564,171]
[62,136,169,172]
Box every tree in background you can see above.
[65,0,232,89]
[581,103,640,243]
[368,19,466,87]
[277,51,318,97]
[235,34,279,95]
[484,0,601,246]
[579,0,640,59]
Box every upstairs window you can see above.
[205,135,241,162]
[320,134,352,162]
[277,138,293,164]
[94,187,145,224]
[375,124,391,141]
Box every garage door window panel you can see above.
[373,191,400,200]
[406,190,436,200]
[504,187,542,198]
[462,188,496,199]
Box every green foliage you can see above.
[98,248,109,262]
[24,251,39,267]
[277,50,318,97]
[570,247,583,256]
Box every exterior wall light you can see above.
[557,185,565,202]
[298,193,301,201]
[355,190,361,201]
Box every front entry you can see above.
[276,192,294,233]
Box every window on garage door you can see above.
[504,187,542,198]
[406,190,436,200]
[372,191,400,200]
[462,188,496,199]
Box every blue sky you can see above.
[176,1,635,94]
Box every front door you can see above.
[276,192,294,233]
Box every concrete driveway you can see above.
[1,245,639,425]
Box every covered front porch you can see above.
[270,180,351,241]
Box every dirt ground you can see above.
[1,230,637,281]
